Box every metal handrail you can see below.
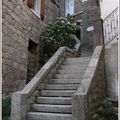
[104,7,118,21]
[103,7,118,45]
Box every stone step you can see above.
[60,65,87,71]
[80,51,93,57]
[41,90,75,97]
[58,68,86,73]
[32,104,72,113]
[37,97,71,105]
[48,79,81,84]
[27,112,72,120]
[64,57,91,63]
[62,61,90,65]
[61,64,88,69]
[54,74,83,79]
[60,64,88,70]
[57,69,84,74]
[62,59,90,65]
[45,84,79,90]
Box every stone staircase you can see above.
[27,57,91,120]
[11,41,105,120]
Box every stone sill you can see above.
[30,9,40,20]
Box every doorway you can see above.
[27,40,39,84]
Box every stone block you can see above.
[11,92,27,120]
[2,0,58,98]
[72,95,86,120]
[72,46,106,120]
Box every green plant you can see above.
[2,97,11,120]
[40,15,79,64]
[92,100,118,120]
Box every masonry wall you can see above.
[59,0,65,17]
[58,0,103,55]
[74,0,101,56]
[2,0,59,96]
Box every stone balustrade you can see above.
[72,46,106,120]
[11,36,81,120]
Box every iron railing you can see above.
[103,7,118,45]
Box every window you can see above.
[27,0,45,20]
[82,0,87,2]
[33,0,41,17]
[65,0,74,16]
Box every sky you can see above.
[100,0,118,19]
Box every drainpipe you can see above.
[58,0,65,17]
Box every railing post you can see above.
[11,92,28,120]
[72,94,87,120]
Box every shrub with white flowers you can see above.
[40,16,79,64]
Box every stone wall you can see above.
[85,47,106,119]
[72,46,106,120]
[93,18,104,49]
[59,0,65,17]
[74,0,101,56]
[2,0,59,96]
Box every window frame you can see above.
[33,0,41,18]
[65,0,74,17]
[27,0,45,20]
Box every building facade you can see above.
[2,0,59,96]
[74,0,102,56]
[99,0,118,101]
[3,0,116,101]
[59,0,103,56]
[59,0,118,101]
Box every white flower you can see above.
[67,22,70,24]
[74,23,76,25]
[61,20,65,24]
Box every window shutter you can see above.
[41,0,45,20]
[27,0,34,8]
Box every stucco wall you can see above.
[2,0,59,96]
[105,38,118,101]
[99,0,118,101]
